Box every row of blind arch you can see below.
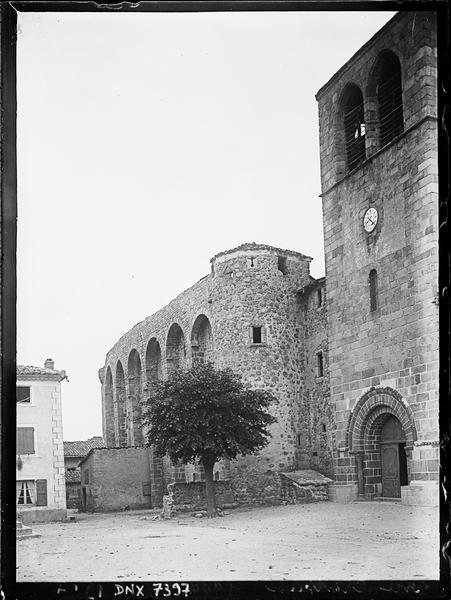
[340,50,404,173]
[103,315,213,447]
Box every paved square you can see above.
[17,502,439,581]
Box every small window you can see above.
[214,471,220,481]
[316,352,324,378]
[84,469,89,485]
[296,433,302,447]
[312,451,318,457]
[317,288,323,308]
[16,481,35,505]
[17,427,35,455]
[277,256,288,274]
[16,386,31,403]
[252,327,262,344]
[250,257,255,267]
[192,472,197,482]
[369,269,378,312]
[322,424,327,433]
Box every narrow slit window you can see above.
[252,327,262,344]
[316,351,324,378]
[277,256,288,274]
[317,288,323,307]
[369,269,378,312]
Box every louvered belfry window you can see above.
[343,85,366,171]
[377,52,404,146]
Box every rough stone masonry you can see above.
[91,11,438,510]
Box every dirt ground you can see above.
[17,501,439,581]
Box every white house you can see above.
[16,359,67,523]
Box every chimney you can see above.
[44,358,54,370]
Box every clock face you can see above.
[363,207,378,233]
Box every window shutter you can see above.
[36,479,47,506]
[142,482,151,496]
[17,427,35,454]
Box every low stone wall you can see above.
[328,483,358,503]
[172,481,235,511]
[280,470,333,503]
[228,458,283,506]
[18,508,67,524]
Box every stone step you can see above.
[16,519,41,539]
[17,527,34,537]
[374,496,402,503]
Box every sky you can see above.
[16,9,396,441]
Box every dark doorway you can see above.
[381,443,400,497]
[380,415,406,498]
[82,487,87,511]
[399,442,408,486]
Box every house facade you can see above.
[64,436,104,509]
[16,359,68,523]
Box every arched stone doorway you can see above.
[347,387,416,499]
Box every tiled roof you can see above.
[64,436,105,457]
[17,365,67,382]
[297,276,326,294]
[65,468,81,484]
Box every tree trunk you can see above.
[202,457,216,517]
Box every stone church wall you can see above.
[99,243,331,506]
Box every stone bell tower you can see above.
[316,12,438,505]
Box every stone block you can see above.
[328,484,358,503]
